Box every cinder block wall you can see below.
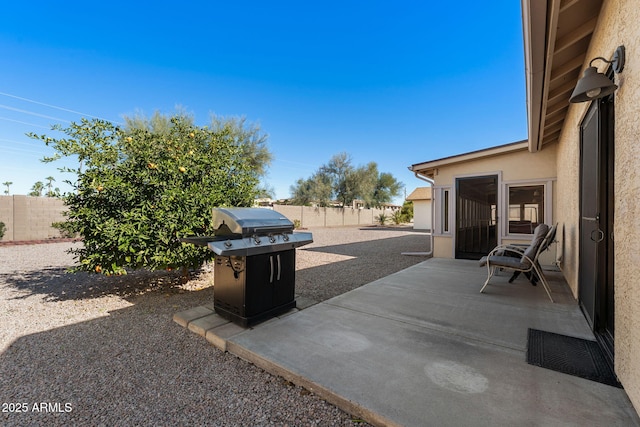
[273,205,388,228]
[0,196,67,241]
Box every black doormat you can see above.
[526,329,622,388]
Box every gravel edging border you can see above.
[0,238,82,247]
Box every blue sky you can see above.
[1,1,526,202]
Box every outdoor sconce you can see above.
[570,45,625,103]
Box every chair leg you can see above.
[480,265,496,293]
[508,271,521,283]
[532,264,554,303]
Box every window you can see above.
[443,189,450,233]
[507,184,544,234]
[433,187,452,235]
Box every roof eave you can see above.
[409,140,529,174]
[522,0,550,153]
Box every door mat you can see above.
[526,329,622,388]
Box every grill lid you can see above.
[212,207,294,236]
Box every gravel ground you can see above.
[0,226,429,426]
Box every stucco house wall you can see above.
[411,200,431,231]
[427,144,558,260]
[431,145,557,184]
[406,187,432,231]
[554,0,640,409]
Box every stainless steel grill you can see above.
[208,208,312,257]
[183,207,312,326]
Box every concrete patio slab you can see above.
[176,258,640,426]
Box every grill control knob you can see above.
[269,235,276,243]
[253,234,261,245]
[224,240,232,248]
[283,234,290,242]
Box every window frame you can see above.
[433,186,453,236]
[503,179,554,239]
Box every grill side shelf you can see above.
[179,236,232,247]
[208,232,313,256]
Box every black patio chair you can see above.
[478,223,556,302]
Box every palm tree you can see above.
[2,181,12,195]
[45,176,56,197]
[29,181,44,197]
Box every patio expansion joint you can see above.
[321,300,525,355]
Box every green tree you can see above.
[290,153,402,208]
[290,171,332,206]
[29,181,44,197]
[372,172,403,206]
[255,183,276,200]
[29,113,271,275]
[320,152,354,207]
[124,111,272,180]
[400,200,414,222]
[2,181,12,195]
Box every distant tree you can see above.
[372,172,403,206]
[400,200,414,222]
[255,183,276,199]
[290,152,402,208]
[290,171,333,206]
[2,181,12,195]
[320,153,354,207]
[208,114,272,177]
[124,111,272,179]
[45,176,56,197]
[29,181,44,197]
[290,178,313,206]
[392,201,414,224]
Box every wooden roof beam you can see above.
[554,17,598,55]
[550,55,585,83]
[559,0,581,13]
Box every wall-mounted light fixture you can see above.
[570,45,625,103]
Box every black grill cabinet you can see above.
[184,208,312,327]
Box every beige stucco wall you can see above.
[431,145,557,185]
[412,200,432,231]
[433,236,453,258]
[556,0,640,410]
[428,144,558,259]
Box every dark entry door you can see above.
[455,175,498,260]
[579,95,615,363]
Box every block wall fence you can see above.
[273,204,388,228]
[0,197,391,242]
[0,196,67,242]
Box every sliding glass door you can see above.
[455,175,498,259]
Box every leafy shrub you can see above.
[31,114,269,275]
[400,201,413,222]
[52,220,78,238]
[0,221,5,239]
[392,210,404,225]
[376,213,388,226]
